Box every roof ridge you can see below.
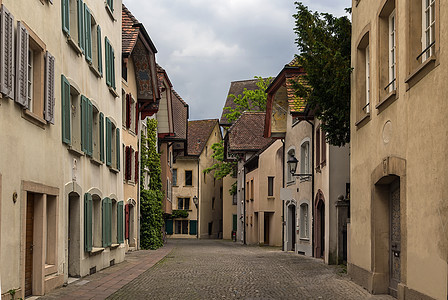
[122,4,139,25]
[172,90,188,106]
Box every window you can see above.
[81,96,93,156]
[316,128,321,168]
[124,93,136,132]
[62,0,85,54]
[85,8,102,76]
[105,37,116,91]
[125,146,135,181]
[89,194,101,248]
[185,170,192,186]
[172,169,177,186]
[355,29,370,124]
[61,75,80,149]
[287,149,295,183]
[321,131,326,166]
[13,21,55,124]
[212,197,215,210]
[250,179,254,201]
[388,12,396,92]
[122,90,126,127]
[300,142,310,174]
[106,117,120,170]
[91,105,104,162]
[422,0,435,61]
[0,4,15,100]
[268,177,274,197]
[102,197,112,247]
[106,0,114,14]
[246,181,249,201]
[117,201,124,244]
[232,193,237,205]
[177,198,190,210]
[299,203,309,239]
[175,220,188,234]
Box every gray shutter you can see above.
[44,51,55,124]
[0,5,15,99]
[15,21,29,108]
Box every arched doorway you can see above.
[286,202,296,251]
[314,190,325,258]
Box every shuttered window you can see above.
[15,21,29,108]
[61,0,70,35]
[116,128,120,170]
[117,201,124,243]
[77,0,84,52]
[81,96,93,156]
[105,117,112,166]
[135,151,139,184]
[100,112,104,162]
[61,75,71,144]
[97,25,102,75]
[84,4,92,62]
[189,220,197,235]
[104,37,115,89]
[106,0,114,12]
[84,193,93,252]
[0,4,15,99]
[102,198,112,247]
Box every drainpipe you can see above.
[305,119,315,257]
[281,138,285,251]
[197,157,200,239]
[243,160,246,245]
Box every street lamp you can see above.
[193,196,199,239]
[287,154,313,178]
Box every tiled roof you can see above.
[228,112,273,151]
[122,5,140,55]
[287,73,308,114]
[187,119,218,156]
[219,79,268,125]
[172,90,188,140]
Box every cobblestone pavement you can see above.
[109,239,394,300]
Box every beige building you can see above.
[264,62,350,264]
[0,0,125,298]
[121,5,159,251]
[350,0,447,299]
[168,119,223,239]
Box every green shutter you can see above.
[233,214,237,231]
[107,0,114,12]
[116,128,120,170]
[81,95,87,153]
[84,193,92,252]
[97,26,102,75]
[166,219,173,235]
[102,198,107,247]
[61,0,70,34]
[61,75,71,145]
[105,37,110,86]
[84,4,92,62]
[87,99,93,156]
[189,220,197,235]
[108,198,112,246]
[77,0,85,52]
[100,112,104,162]
[117,201,124,243]
[106,117,111,166]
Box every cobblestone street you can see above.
[108,239,393,300]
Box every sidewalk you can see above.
[37,243,174,300]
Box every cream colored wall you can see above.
[155,82,169,134]
[222,176,237,240]
[199,123,223,238]
[0,0,65,296]
[160,143,173,215]
[350,0,447,298]
[245,168,259,245]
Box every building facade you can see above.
[349,0,446,299]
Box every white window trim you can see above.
[365,45,370,114]
[388,10,396,92]
[422,0,436,61]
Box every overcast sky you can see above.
[123,0,351,120]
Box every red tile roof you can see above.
[187,119,219,156]
[122,5,140,55]
[172,90,188,140]
[228,112,273,151]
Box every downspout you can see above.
[306,119,315,257]
[137,118,141,250]
[197,157,200,239]
[243,159,246,245]
[281,138,285,251]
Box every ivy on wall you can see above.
[140,118,164,250]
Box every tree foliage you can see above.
[140,118,164,250]
[222,76,272,124]
[292,2,352,146]
[203,140,236,180]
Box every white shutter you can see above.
[0,5,15,99]
[44,51,55,124]
[15,21,29,108]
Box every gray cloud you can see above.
[123,0,350,120]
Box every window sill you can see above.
[126,181,136,186]
[267,197,275,200]
[109,167,119,174]
[109,86,119,98]
[90,157,103,166]
[405,56,437,90]
[66,36,83,56]
[68,146,84,157]
[299,237,310,241]
[89,64,102,78]
[105,4,116,21]
[376,90,397,113]
[22,109,47,129]
[355,112,370,129]
[90,247,105,255]
[110,243,120,249]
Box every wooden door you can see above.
[25,194,34,297]
[389,181,401,297]
[125,204,130,240]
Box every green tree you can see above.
[292,2,352,146]
[222,76,272,124]
[140,118,164,250]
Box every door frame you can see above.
[314,190,325,258]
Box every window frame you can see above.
[185,170,193,186]
[355,26,371,127]
[267,176,274,197]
